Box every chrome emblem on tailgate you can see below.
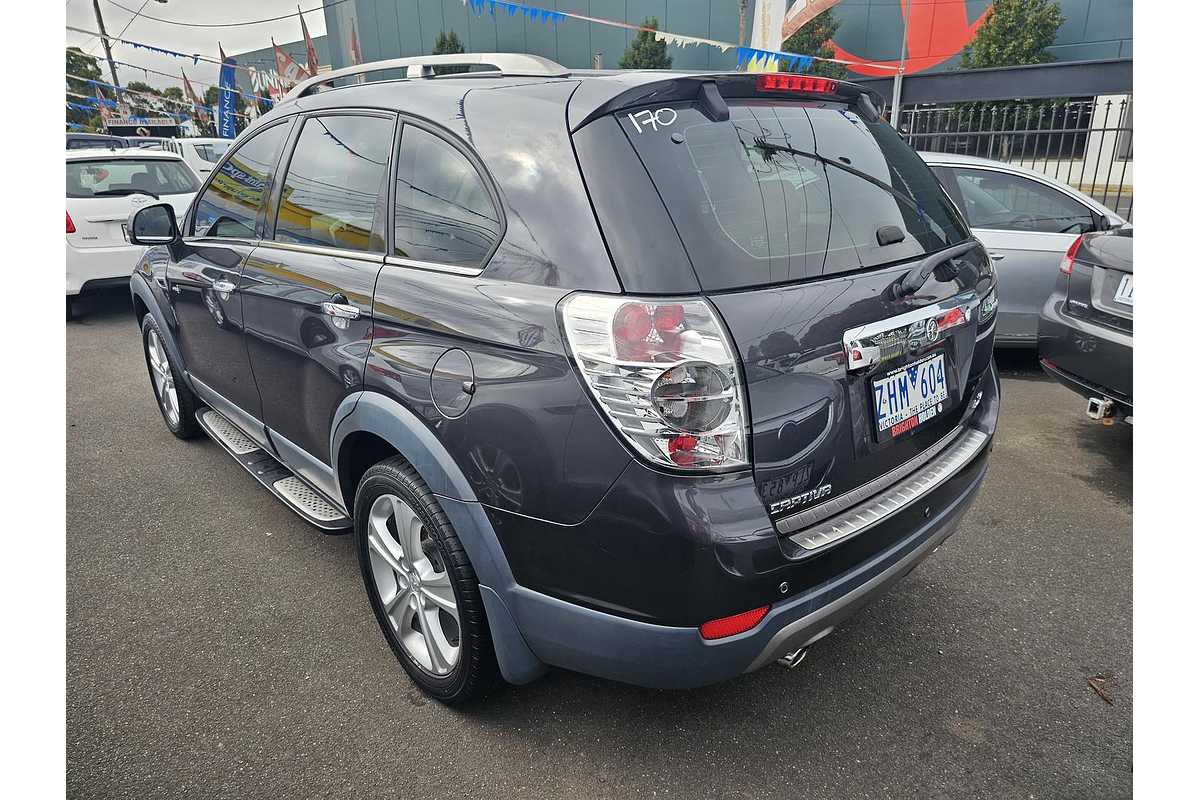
[844,293,977,373]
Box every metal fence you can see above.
[892,94,1133,221]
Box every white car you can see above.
[66,148,200,319]
[163,137,232,177]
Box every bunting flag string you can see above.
[67,74,257,121]
[458,0,893,72]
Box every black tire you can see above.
[355,456,500,706]
[140,314,200,439]
[66,296,81,321]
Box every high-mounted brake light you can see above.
[700,605,770,640]
[1060,234,1084,274]
[756,73,839,95]
[562,294,749,471]
[66,211,76,234]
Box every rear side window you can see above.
[619,102,970,289]
[193,123,288,239]
[273,114,393,252]
[947,167,1097,235]
[393,125,501,269]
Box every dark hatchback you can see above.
[1039,228,1133,423]
[127,56,1000,704]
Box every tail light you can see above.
[66,211,76,234]
[756,74,839,95]
[562,294,749,471]
[1059,235,1083,274]
[699,605,770,640]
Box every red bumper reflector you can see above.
[699,605,770,640]
[756,74,839,95]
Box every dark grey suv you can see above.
[128,54,1000,705]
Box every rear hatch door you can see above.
[67,157,197,248]
[594,91,996,533]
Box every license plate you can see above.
[1113,274,1133,306]
[873,353,948,437]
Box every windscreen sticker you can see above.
[627,108,678,134]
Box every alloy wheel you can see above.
[366,494,461,676]
[146,329,180,426]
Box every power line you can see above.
[104,0,349,28]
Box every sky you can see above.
[65,0,329,92]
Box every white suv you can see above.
[66,148,199,319]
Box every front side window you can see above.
[193,123,289,239]
[66,159,198,198]
[949,167,1096,235]
[273,115,393,252]
[393,125,501,268]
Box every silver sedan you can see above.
[920,152,1126,347]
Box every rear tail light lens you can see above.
[562,294,749,471]
[1060,235,1083,274]
[699,605,770,640]
[66,211,76,234]
[756,73,839,95]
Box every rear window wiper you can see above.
[750,136,928,222]
[93,189,160,200]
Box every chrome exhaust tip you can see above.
[777,647,808,669]
[1086,397,1114,421]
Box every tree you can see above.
[162,87,184,102]
[619,17,672,70]
[66,47,103,129]
[432,30,468,74]
[780,9,847,78]
[960,0,1064,69]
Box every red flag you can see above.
[299,7,320,78]
[349,19,363,66]
[95,86,112,123]
[272,38,308,91]
[182,70,209,125]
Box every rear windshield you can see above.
[619,102,969,289]
[67,159,198,199]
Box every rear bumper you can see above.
[503,453,986,688]
[490,362,998,689]
[66,240,144,295]
[1037,296,1132,407]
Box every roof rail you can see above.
[284,53,570,100]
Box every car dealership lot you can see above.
[67,291,1131,800]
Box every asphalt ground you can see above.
[67,289,1132,800]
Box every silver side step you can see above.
[195,408,351,532]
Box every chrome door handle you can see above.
[211,279,237,293]
[321,302,360,320]
[987,251,1006,261]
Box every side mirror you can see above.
[128,203,179,246]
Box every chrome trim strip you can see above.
[187,374,272,451]
[843,291,978,353]
[383,256,483,277]
[787,427,990,552]
[183,236,256,248]
[254,240,386,263]
[775,423,964,534]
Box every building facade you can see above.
[318,0,1131,77]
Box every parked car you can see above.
[66,132,128,150]
[128,55,1000,705]
[67,148,199,319]
[1038,228,1132,423]
[126,136,169,150]
[164,137,232,177]
[921,152,1126,347]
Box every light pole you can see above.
[91,0,170,96]
[889,0,911,128]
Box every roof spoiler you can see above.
[285,53,570,101]
[568,73,887,132]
